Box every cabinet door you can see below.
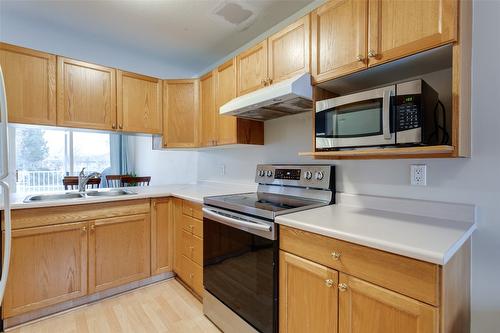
[162,80,199,148]
[368,0,457,66]
[3,222,88,318]
[279,251,338,333]
[151,198,173,275]
[89,214,150,293]
[311,0,367,83]
[117,70,162,134]
[236,40,268,96]
[338,274,438,333]
[0,43,56,125]
[57,57,116,130]
[199,71,218,147]
[216,59,238,145]
[172,197,184,275]
[268,15,310,84]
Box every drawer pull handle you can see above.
[331,251,341,260]
[338,283,348,292]
[368,50,377,58]
[82,226,87,232]
[325,279,334,288]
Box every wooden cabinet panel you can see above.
[339,273,438,333]
[3,222,88,318]
[311,0,367,83]
[117,70,162,134]
[179,255,203,297]
[236,40,268,96]
[162,79,199,148]
[280,225,439,305]
[181,215,203,239]
[181,230,203,265]
[89,214,150,293]
[0,43,56,125]
[368,0,457,66]
[172,198,184,275]
[151,198,172,275]
[268,15,310,84]
[199,71,218,147]
[280,251,338,333]
[57,57,116,130]
[182,200,203,220]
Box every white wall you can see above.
[197,1,500,331]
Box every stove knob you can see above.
[304,171,313,180]
[258,170,265,177]
[266,170,273,177]
[315,171,324,180]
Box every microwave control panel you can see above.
[396,95,421,131]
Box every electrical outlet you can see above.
[410,164,427,186]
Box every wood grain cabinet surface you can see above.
[117,70,162,134]
[162,79,199,148]
[57,57,117,131]
[199,71,218,147]
[236,40,268,96]
[2,222,88,318]
[151,198,173,275]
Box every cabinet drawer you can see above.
[181,214,203,238]
[180,255,203,297]
[181,230,203,265]
[182,200,203,220]
[280,225,440,306]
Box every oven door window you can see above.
[316,99,383,138]
[204,217,276,333]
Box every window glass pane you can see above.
[15,127,65,193]
[73,131,111,174]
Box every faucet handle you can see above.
[79,167,86,177]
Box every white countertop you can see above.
[276,193,476,265]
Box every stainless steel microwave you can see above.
[315,79,439,150]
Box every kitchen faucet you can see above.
[78,167,101,192]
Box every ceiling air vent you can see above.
[211,1,257,31]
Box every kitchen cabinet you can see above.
[199,71,218,147]
[279,251,338,333]
[311,0,367,82]
[367,0,457,67]
[162,79,199,148]
[117,70,162,134]
[236,40,268,96]
[151,198,173,275]
[0,43,56,125]
[338,274,438,333]
[268,15,310,84]
[2,222,88,318]
[57,57,117,130]
[89,214,151,294]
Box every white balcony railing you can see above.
[16,170,66,193]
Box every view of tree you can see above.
[17,128,49,170]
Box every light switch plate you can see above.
[411,164,427,186]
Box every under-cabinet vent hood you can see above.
[219,73,312,121]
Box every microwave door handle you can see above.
[382,89,392,140]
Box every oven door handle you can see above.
[382,89,392,140]
[202,207,272,232]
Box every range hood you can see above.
[219,73,312,121]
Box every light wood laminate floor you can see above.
[7,279,220,333]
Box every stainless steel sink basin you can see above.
[24,193,85,202]
[85,189,136,197]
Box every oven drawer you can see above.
[280,225,440,306]
[181,230,203,265]
[182,200,203,220]
[181,214,203,238]
[180,255,203,296]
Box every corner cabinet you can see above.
[117,70,162,134]
[0,43,57,125]
[57,57,117,130]
[162,79,199,148]
[151,198,173,275]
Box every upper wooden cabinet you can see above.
[368,0,458,66]
[199,71,218,147]
[162,79,199,148]
[0,43,56,125]
[236,40,268,96]
[311,0,367,82]
[268,15,310,84]
[117,70,162,134]
[57,57,117,130]
[151,198,173,275]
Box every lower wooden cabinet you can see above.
[279,251,338,333]
[3,222,88,318]
[89,214,151,294]
[151,198,173,275]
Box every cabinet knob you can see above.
[331,251,341,260]
[119,124,123,129]
[356,55,364,62]
[112,123,116,129]
[267,78,273,85]
[82,226,87,232]
[261,79,266,86]
[325,279,334,288]
[90,224,95,231]
[338,283,348,292]
[368,50,377,58]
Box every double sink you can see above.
[24,189,137,203]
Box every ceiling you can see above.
[0,0,315,77]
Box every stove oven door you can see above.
[202,206,277,333]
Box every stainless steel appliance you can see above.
[203,164,335,333]
[315,79,442,150]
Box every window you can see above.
[11,126,114,193]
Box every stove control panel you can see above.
[255,164,335,190]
